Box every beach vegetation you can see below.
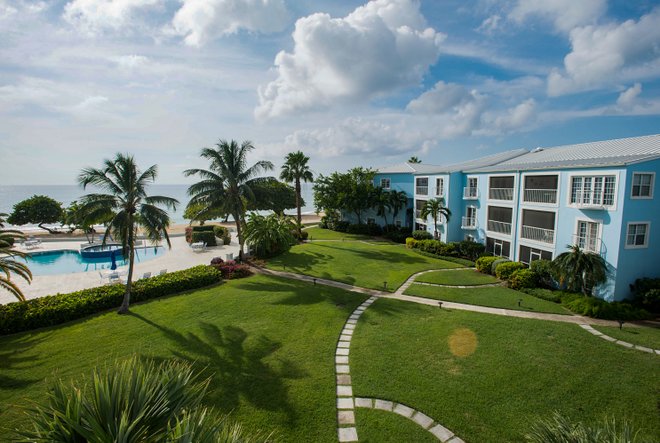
[313,167,378,224]
[280,151,314,235]
[7,195,64,234]
[248,177,299,216]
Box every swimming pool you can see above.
[25,247,166,276]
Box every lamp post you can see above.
[438,301,443,309]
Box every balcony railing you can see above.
[572,234,603,254]
[489,188,514,201]
[463,187,479,199]
[487,220,512,235]
[462,216,477,229]
[521,225,555,244]
[416,186,428,195]
[523,189,557,204]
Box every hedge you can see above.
[412,230,433,240]
[476,256,498,273]
[412,249,475,267]
[508,268,538,290]
[0,265,222,336]
[490,258,510,275]
[495,262,525,280]
[212,226,232,245]
[191,231,217,247]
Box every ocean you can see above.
[0,183,316,229]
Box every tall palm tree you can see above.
[553,244,608,295]
[420,198,451,239]
[79,154,178,314]
[0,213,31,302]
[185,140,273,260]
[374,188,391,226]
[280,151,313,235]
[388,190,409,227]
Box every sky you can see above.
[1,0,659,185]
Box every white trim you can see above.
[624,221,651,249]
[630,172,655,199]
[518,207,558,248]
[486,173,517,205]
[520,171,560,208]
[565,171,619,210]
[415,176,429,197]
[485,204,514,238]
[572,217,603,254]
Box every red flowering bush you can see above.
[209,258,252,279]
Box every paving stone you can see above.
[578,324,591,330]
[337,385,353,396]
[336,365,350,374]
[337,341,351,348]
[616,340,634,348]
[340,334,352,341]
[590,330,604,336]
[342,329,355,336]
[336,348,350,356]
[635,346,654,353]
[393,403,415,418]
[337,397,354,409]
[374,399,393,411]
[355,397,373,408]
[337,374,352,385]
[338,410,355,425]
[601,335,617,342]
[656,349,660,355]
[446,437,465,443]
[429,424,454,441]
[336,355,349,364]
[348,315,360,320]
[338,427,358,442]
[412,411,434,429]
[346,319,358,325]
[344,324,356,330]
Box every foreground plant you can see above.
[525,411,646,443]
[553,244,607,295]
[0,213,32,302]
[16,356,271,443]
[244,213,296,258]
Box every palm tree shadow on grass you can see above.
[0,333,52,393]
[129,313,304,424]
[313,242,429,265]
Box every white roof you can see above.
[466,134,660,173]
[375,162,423,173]
[376,149,527,175]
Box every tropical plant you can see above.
[7,195,64,234]
[0,213,31,302]
[374,188,392,225]
[248,177,300,215]
[408,156,421,163]
[420,198,451,239]
[553,244,608,295]
[388,190,409,227]
[183,202,227,226]
[78,153,178,314]
[185,140,274,260]
[313,167,378,224]
[244,213,296,258]
[15,355,270,442]
[280,151,313,234]
[525,411,644,443]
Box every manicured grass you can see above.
[303,227,374,241]
[350,299,660,442]
[592,325,660,350]
[354,408,437,443]
[0,275,366,442]
[267,242,463,291]
[404,284,570,314]
[415,269,498,286]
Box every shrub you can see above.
[383,228,411,244]
[334,221,350,232]
[0,265,222,335]
[496,261,525,280]
[412,230,433,240]
[319,212,340,229]
[509,268,539,290]
[299,230,309,241]
[210,259,252,280]
[212,225,232,245]
[458,240,486,261]
[411,249,475,267]
[191,225,215,232]
[530,259,557,288]
[561,295,650,320]
[405,237,416,249]
[525,412,645,443]
[184,226,193,244]
[490,258,510,275]
[476,256,499,273]
[630,278,660,313]
[191,231,217,247]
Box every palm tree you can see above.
[374,188,392,226]
[185,140,273,260]
[79,154,178,314]
[553,244,608,295]
[420,198,451,239]
[280,151,313,235]
[244,213,296,258]
[388,190,409,227]
[408,156,421,163]
[0,213,31,302]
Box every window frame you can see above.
[573,217,603,254]
[380,177,391,190]
[631,172,655,199]
[566,171,619,209]
[624,221,650,249]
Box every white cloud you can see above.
[63,0,159,34]
[170,0,289,46]
[548,8,660,96]
[111,54,150,70]
[477,14,501,35]
[255,0,445,119]
[617,83,642,108]
[407,81,482,114]
[508,0,606,33]
[72,95,108,111]
[484,98,536,132]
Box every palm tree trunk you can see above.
[434,214,438,239]
[295,179,302,235]
[118,224,135,314]
[234,211,244,261]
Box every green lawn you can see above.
[350,299,660,442]
[267,242,463,291]
[0,275,366,442]
[303,227,381,241]
[355,408,437,442]
[592,325,660,350]
[404,284,570,314]
[415,269,498,286]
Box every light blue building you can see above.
[355,134,660,301]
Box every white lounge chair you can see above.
[159,269,167,276]
[140,272,152,280]
[191,241,206,252]
[108,272,122,284]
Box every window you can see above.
[465,234,475,242]
[626,223,649,248]
[416,177,428,195]
[576,220,601,253]
[632,173,654,198]
[486,237,511,258]
[435,178,444,196]
[569,175,616,206]
[380,178,391,189]
[519,245,552,265]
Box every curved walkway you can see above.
[579,324,659,355]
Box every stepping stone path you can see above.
[579,324,660,355]
[335,295,464,442]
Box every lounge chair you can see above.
[159,269,167,275]
[140,272,152,280]
[108,272,122,284]
[191,241,206,252]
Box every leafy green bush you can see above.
[319,212,340,229]
[212,225,232,245]
[192,225,215,232]
[458,240,486,261]
[347,223,382,236]
[411,249,475,267]
[509,269,539,290]
[0,265,222,335]
[496,261,525,280]
[529,259,557,288]
[405,237,416,248]
[561,294,650,320]
[630,277,660,313]
[334,221,350,232]
[412,230,433,240]
[491,258,510,275]
[520,288,564,303]
[383,227,411,243]
[476,256,499,273]
[299,230,309,241]
[191,231,217,247]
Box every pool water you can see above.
[26,247,166,276]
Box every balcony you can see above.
[521,225,555,244]
[523,189,557,204]
[462,216,477,229]
[463,187,479,200]
[572,234,603,254]
[415,186,428,195]
[489,188,514,201]
[487,220,512,235]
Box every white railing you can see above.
[572,235,602,254]
[463,187,479,199]
[521,225,555,244]
[523,189,557,204]
[416,186,428,195]
[462,216,477,229]
[487,220,512,235]
[489,188,514,201]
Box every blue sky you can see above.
[1,0,659,184]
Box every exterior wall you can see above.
[412,173,450,241]
[458,173,486,243]
[342,172,414,227]
[445,172,464,242]
[482,172,520,260]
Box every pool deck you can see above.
[2,235,241,305]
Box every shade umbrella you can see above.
[110,250,117,270]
